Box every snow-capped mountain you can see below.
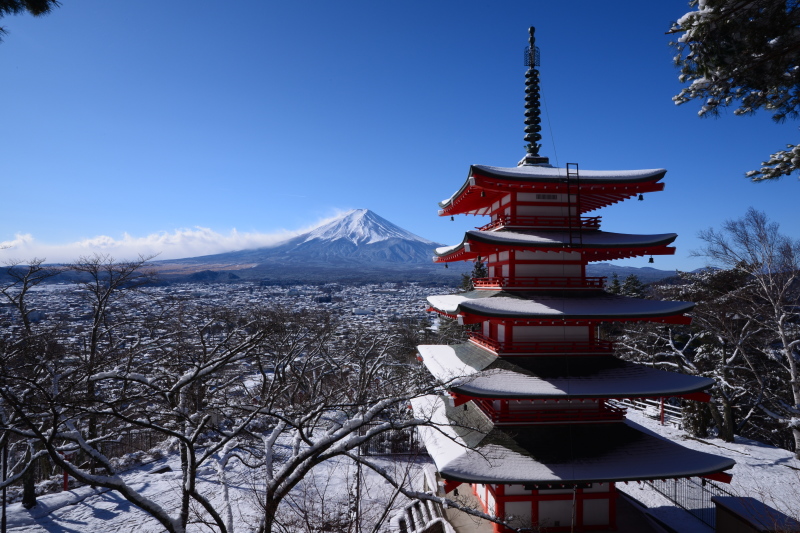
[263,209,439,264]
[301,209,435,246]
[162,210,445,280]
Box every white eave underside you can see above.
[412,395,734,484]
[417,343,714,398]
[427,292,693,318]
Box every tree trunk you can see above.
[21,447,36,509]
[258,496,279,533]
[707,401,735,443]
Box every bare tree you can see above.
[695,208,800,457]
[0,258,63,508]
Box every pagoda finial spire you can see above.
[519,26,549,166]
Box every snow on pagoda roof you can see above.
[438,166,667,214]
[472,165,666,182]
[412,395,735,484]
[418,343,714,399]
[433,229,677,257]
[427,290,694,321]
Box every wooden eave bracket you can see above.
[680,392,712,403]
[426,307,460,320]
[702,471,733,484]
[450,391,473,407]
[443,479,463,494]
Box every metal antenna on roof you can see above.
[519,27,549,167]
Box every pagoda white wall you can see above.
[583,499,611,526]
[539,500,574,528]
[515,250,581,261]
[514,263,582,277]
[502,399,598,412]
[516,204,575,217]
[505,484,531,495]
[505,501,532,527]
[512,325,588,341]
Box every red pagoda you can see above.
[413,28,735,532]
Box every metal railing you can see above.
[477,215,601,231]
[612,398,683,427]
[391,495,453,533]
[472,276,605,290]
[467,332,615,355]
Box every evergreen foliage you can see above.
[605,272,645,298]
[0,0,60,41]
[671,0,800,180]
[459,259,487,292]
[606,272,621,294]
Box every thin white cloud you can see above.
[0,210,352,264]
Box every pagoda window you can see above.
[498,251,510,261]
[482,321,490,337]
[497,324,505,342]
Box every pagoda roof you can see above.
[412,395,735,485]
[427,290,693,325]
[418,343,714,400]
[439,165,666,216]
[433,229,677,262]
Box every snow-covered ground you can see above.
[4,409,798,532]
[3,450,432,532]
[619,408,800,533]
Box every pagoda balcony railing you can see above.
[472,276,606,290]
[467,331,615,355]
[473,398,627,425]
[477,215,601,232]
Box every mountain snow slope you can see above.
[302,209,435,246]
[168,209,442,268]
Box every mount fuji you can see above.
[253,209,439,264]
[157,209,455,282]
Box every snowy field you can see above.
[619,409,800,533]
[4,408,798,532]
[4,448,433,532]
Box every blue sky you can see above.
[1,1,798,271]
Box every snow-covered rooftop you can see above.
[418,343,715,399]
[434,229,677,257]
[438,166,667,212]
[471,165,666,182]
[412,395,735,484]
[427,290,694,321]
